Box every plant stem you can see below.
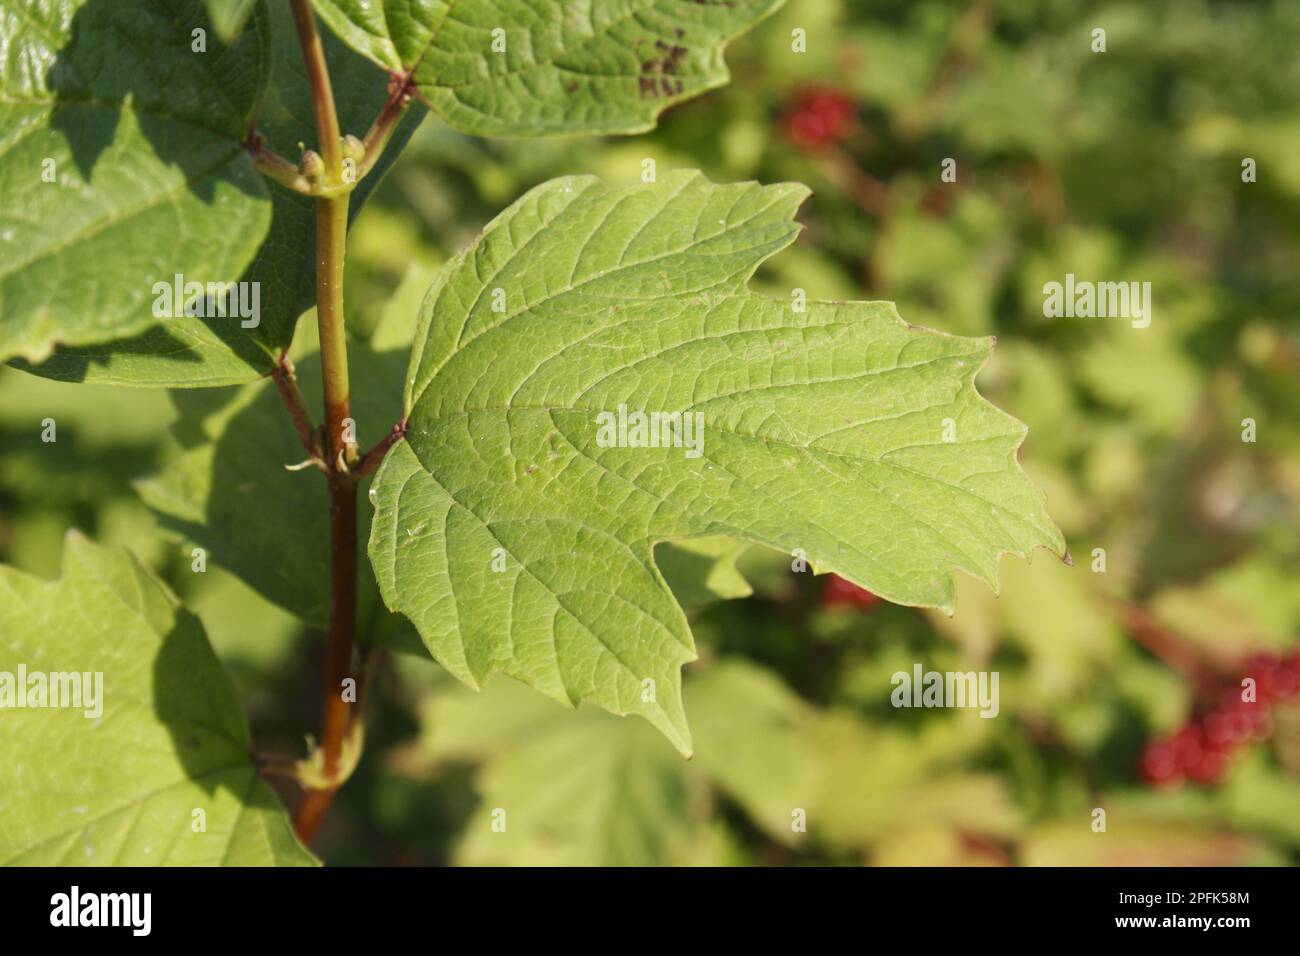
[289,0,342,178]
[245,131,315,195]
[356,419,408,477]
[270,352,321,459]
[289,0,358,846]
[295,469,358,843]
[316,194,356,469]
[357,73,415,181]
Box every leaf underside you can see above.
[369,170,1066,754]
[311,0,785,136]
[0,533,314,866]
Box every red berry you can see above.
[1203,710,1235,746]
[1139,646,1300,791]
[821,574,882,611]
[1188,745,1230,784]
[1170,725,1205,771]
[1140,743,1181,786]
[1274,661,1299,698]
[781,86,856,151]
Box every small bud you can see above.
[342,134,365,162]
[299,149,324,180]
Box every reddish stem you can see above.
[355,419,407,477]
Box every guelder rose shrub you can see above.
[0,0,1062,863]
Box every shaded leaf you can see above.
[419,675,705,865]
[0,532,314,865]
[16,0,422,386]
[655,536,752,608]
[134,336,421,652]
[204,0,260,43]
[0,0,272,366]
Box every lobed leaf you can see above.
[310,0,785,136]
[369,170,1066,754]
[0,532,315,865]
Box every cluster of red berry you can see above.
[1140,651,1300,787]
[821,573,882,611]
[781,86,856,151]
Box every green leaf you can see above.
[419,659,1016,862]
[687,661,1018,848]
[310,0,784,136]
[204,0,260,43]
[14,0,423,387]
[0,532,315,865]
[426,679,700,866]
[0,0,273,367]
[369,170,1065,754]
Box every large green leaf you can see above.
[310,0,784,136]
[369,171,1066,754]
[15,0,423,386]
[0,0,272,367]
[0,532,315,865]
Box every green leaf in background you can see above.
[310,0,784,136]
[418,659,1020,864]
[655,536,752,609]
[1019,820,1284,867]
[0,0,272,366]
[134,338,415,647]
[17,0,423,387]
[425,678,701,866]
[203,0,259,43]
[687,660,1018,849]
[0,532,315,865]
[1151,557,1300,664]
[135,376,334,625]
[369,170,1065,754]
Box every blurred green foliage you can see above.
[2,0,1298,865]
